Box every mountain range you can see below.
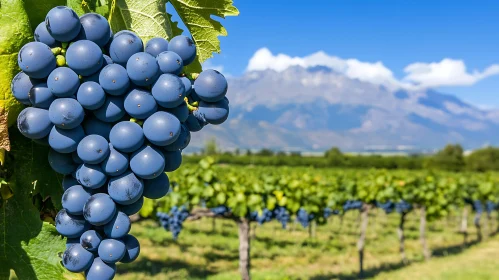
[187,66,499,152]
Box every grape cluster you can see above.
[342,200,363,212]
[272,206,291,229]
[296,208,315,228]
[486,201,496,215]
[472,200,483,214]
[323,207,340,218]
[395,200,412,214]
[376,201,395,214]
[12,6,229,279]
[156,207,190,240]
[210,205,231,216]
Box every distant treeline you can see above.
[184,141,499,172]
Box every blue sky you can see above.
[169,0,498,108]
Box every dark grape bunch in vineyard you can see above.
[12,5,230,279]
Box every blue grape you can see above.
[66,237,80,249]
[80,230,103,252]
[49,125,85,153]
[109,31,144,66]
[104,212,131,238]
[194,69,228,102]
[77,135,110,164]
[151,74,186,108]
[66,40,104,76]
[130,145,165,179]
[180,77,193,96]
[17,42,56,78]
[28,83,55,109]
[34,22,59,48]
[98,239,126,263]
[45,6,81,42]
[56,209,90,238]
[126,52,160,86]
[49,98,85,129]
[79,13,111,47]
[77,82,106,110]
[93,96,126,122]
[163,150,182,172]
[167,102,189,123]
[124,88,158,119]
[83,193,117,226]
[85,257,116,280]
[195,99,229,125]
[145,37,168,57]
[72,151,83,164]
[98,64,130,96]
[210,206,230,216]
[164,124,190,151]
[48,149,77,174]
[62,244,94,272]
[156,51,183,75]
[47,67,80,97]
[168,35,197,65]
[108,171,144,205]
[185,114,204,132]
[143,111,181,146]
[109,121,144,153]
[11,72,39,105]
[82,117,112,140]
[120,196,144,216]
[77,163,107,189]
[143,173,170,199]
[63,175,80,191]
[120,234,140,263]
[17,107,52,139]
[101,144,129,176]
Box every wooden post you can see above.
[460,206,468,246]
[309,221,317,239]
[397,212,408,263]
[419,206,431,260]
[474,210,482,242]
[357,204,370,277]
[238,218,251,280]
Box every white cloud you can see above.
[202,59,225,74]
[246,48,499,90]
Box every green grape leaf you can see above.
[23,0,66,30]
[67,0,110,17]
[168,0,239,72]
[108,0,173,43]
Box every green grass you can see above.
[117,210,499,279]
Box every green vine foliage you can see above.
[0,0,238,278]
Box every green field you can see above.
[117,210,499,280]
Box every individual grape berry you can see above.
[151,74,186,108]
[167,102,189,123]
[143,173,170,199]
[93,96,126,122]
[98,239,126,263]
[145,37,168,57]
[101,144,129,176]
[83,193,117,226]
[17,42,56,79]
[157,51,183,75]
[180,76,193,96]
[85,257,116,280]
[130,145,165,179]
[47,67,80,97]
[11,72,39,105]
[103,212,131,238]
[48,149,77,174]
[28,83,55,109]
[120,234,140,263]
[109,30,144,66]
[45,6,81,42]
[62,244,94,272]
[66,40,104,76]
[62,185,92,215]
[56,209,90,238]
[126,52,160,86]
[124,88,158,119]
[168,35,197,65]
[80,230,103,252]
[77,81,106,110]
[193,69,228,102]
[77,135,110,164]
[48,125,85,153]
[119,196,144,216]
[49,98,85,129]
[17,107,52,139]
[197,99,230,125]
[63,175,80,191]
[143,111,181,146]
[99,64,130,96]
[108,171,144,205]
[78,13,111,47]
[164,125,190,151]
[109,121,144,153]
[34,22,59,48]
[163,150,182,172]
[77,163,108,189]
[82,117,112,140]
